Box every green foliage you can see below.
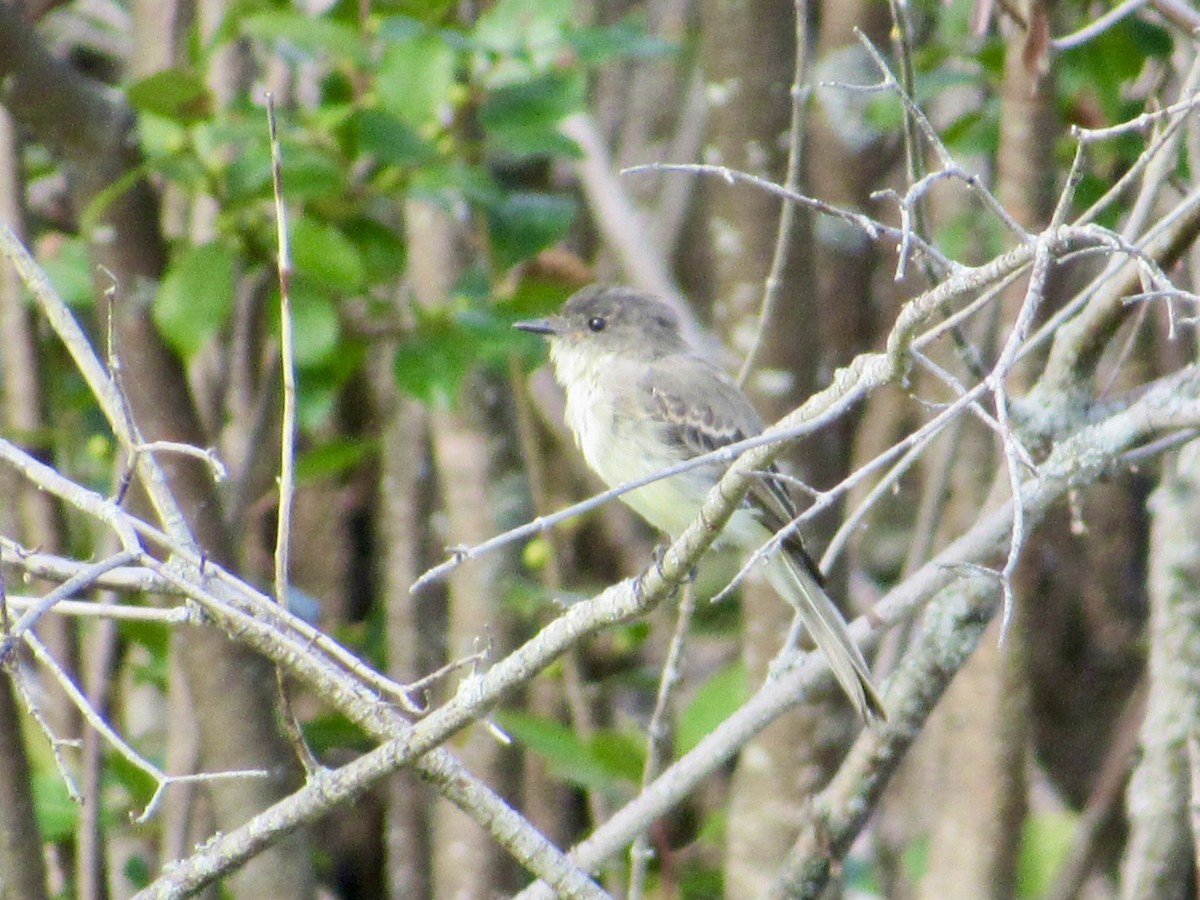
[127,69,213,124]
[902,832,930,883]
[886,8,1178,253]
[291,215,366,292]
[39,236,95,308]
[675,662,746,756]
[677,861,724,899]
[496,708,645,794]
[480,72,585,158]
[123,854,153,889]
[376,33,458,130]
[116,0,664,417]
[1016,810,1077,897]
[394,288,563,404]
[107,749,159,813]
[295,436,378,483]
[566,15,675,64]
[933,207,1007,266]
[153,241,235,359]
[119,614,172,693]
[485,191,577,270]
[32,769,77,842]
[353,108,437,166]
[302,712,374,755]
[239,11,371,65]
[279,281,343,367]
[1059,17,1172,122]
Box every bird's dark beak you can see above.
[513,317,560,336]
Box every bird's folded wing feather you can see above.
[635,356,825,584]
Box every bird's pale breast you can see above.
[551,344,714,538]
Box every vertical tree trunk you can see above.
[1120,441,1200,899]
[916,6,1057,897]
[697,0,870,893]
[374,359,436,900]
[0,94,62,900]
[405,199,524,899]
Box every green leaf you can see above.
[587,729,646,783]
[376,2,458,27]
[675,662,746,756]
[393,313,474,405]
[409,161,502,207]
[223,141,273,202]
[473,0,571,63]
[496,711,604,788]
[933,208,1006,267]
[240,11,369,65]
[485,191,575,270]
[298,382,339,430]
[480,71,583,129]
[495,275,572,319]
[295,436,377,482]
[107,747,159,810]
[224,139,346,204]
[1017,811,1077,896]
[39,236,94,308]
[496,710,643,792]
[376,33,459,129]
[123,855,152,889]
[118,614,171,663]
[119,613,171,691]
[153,242,235,359]
[302,712,373,755]
[940,103,999,158]
[480,71,584,158]
[127,69,212,124]
[394,302,537,404]
[291,216,366,293]
[354,108,437,166]
[33,770,78,841]
[678,862,725,898]
[278,144,347,201]
[343,217,407,281]
[1062,18,1172,121]
[277,280,342,367]
[566,16,675,64]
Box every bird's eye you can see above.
[588,317,606,332]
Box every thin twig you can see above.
[8,656,81,802]
[628,583,697,900]
[853,29,1033,245]
[0,539,169,593]
[2,594,195,623]
[884,0,943,291]
[0,222,196,552]
[988,240,1052,640]
[0,550,140,662]
[626,160,957,277]
[266,95,322,777]
[267,94,296,616]
[134,441,228,481]
[1051,0,1151,50]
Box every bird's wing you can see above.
[635,356,825,584]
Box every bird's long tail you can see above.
[766,551,887,723]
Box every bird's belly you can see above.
[564,381,707,538]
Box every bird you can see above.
[514,284,886,722]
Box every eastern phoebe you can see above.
[515,284,886,722]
